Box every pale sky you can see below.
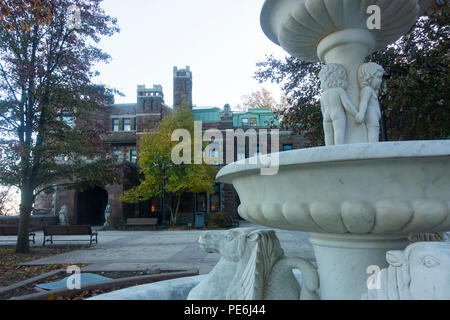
[94,0,288,109]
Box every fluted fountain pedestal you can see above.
[309,233,409,299]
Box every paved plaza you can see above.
[3,221,315,275]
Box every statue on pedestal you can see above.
[319,63,359,146]
[58,205,68,225]
[319,62,385,146]
[103,204,111,228]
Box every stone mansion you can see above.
[35,66,308,227]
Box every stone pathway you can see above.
[7,221,315,275]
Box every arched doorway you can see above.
[76,187,108,226]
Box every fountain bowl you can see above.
[217,141,450,235]
[260,0,435,62]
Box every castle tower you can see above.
[137,84,164,113]
[173,66,193,109]
[136,84,165,131]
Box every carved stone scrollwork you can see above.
[238,199,450,235]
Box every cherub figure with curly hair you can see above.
[356,62,385,142]
[319,64,359,146]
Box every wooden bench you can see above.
[0,226,36,244]
[125,218,158,229]
[42,225,98,246]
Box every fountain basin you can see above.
[217,140,450,299]
[88,275,206,300]
[217,141,450,235]
[260,0,434,62]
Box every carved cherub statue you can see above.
[319,63,359,146]
[356,62,385,142]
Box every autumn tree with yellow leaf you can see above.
[119,106,218,226]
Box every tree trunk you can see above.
[15,184,34,254]
[171,194,182,226]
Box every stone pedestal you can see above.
[309,233,409,300]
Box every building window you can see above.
[62,115,74,128]
[283,144,293,151]
[130,149,137,163]
[151,100,155,111]
[123,118,131,131]
[150,199,158,215]
[196,193,207,212]
[196,184,221,213]
[114,150,124,163]
[112,119,119,132]
[134,118,137,131]
[210,184,221,212]
[241,118,249,126]
[208,143,220,165]
[250,118,257,127]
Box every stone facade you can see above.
[173,66,193,109]
[35,66,309,227]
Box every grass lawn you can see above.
[0,246,85,287]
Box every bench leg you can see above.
[29,233,35,245]
[43,236,53,246]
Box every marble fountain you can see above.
[91,0,450,300]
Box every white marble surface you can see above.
[218,141,450,179]
[310,233,410,300]
[88,275,206,300]
[88,271,306,300]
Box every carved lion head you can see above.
[364,242,450,300]
[197,228,286,300]
[198,228,260,262]
[387,242,450,300]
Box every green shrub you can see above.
[209,212,231,228]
